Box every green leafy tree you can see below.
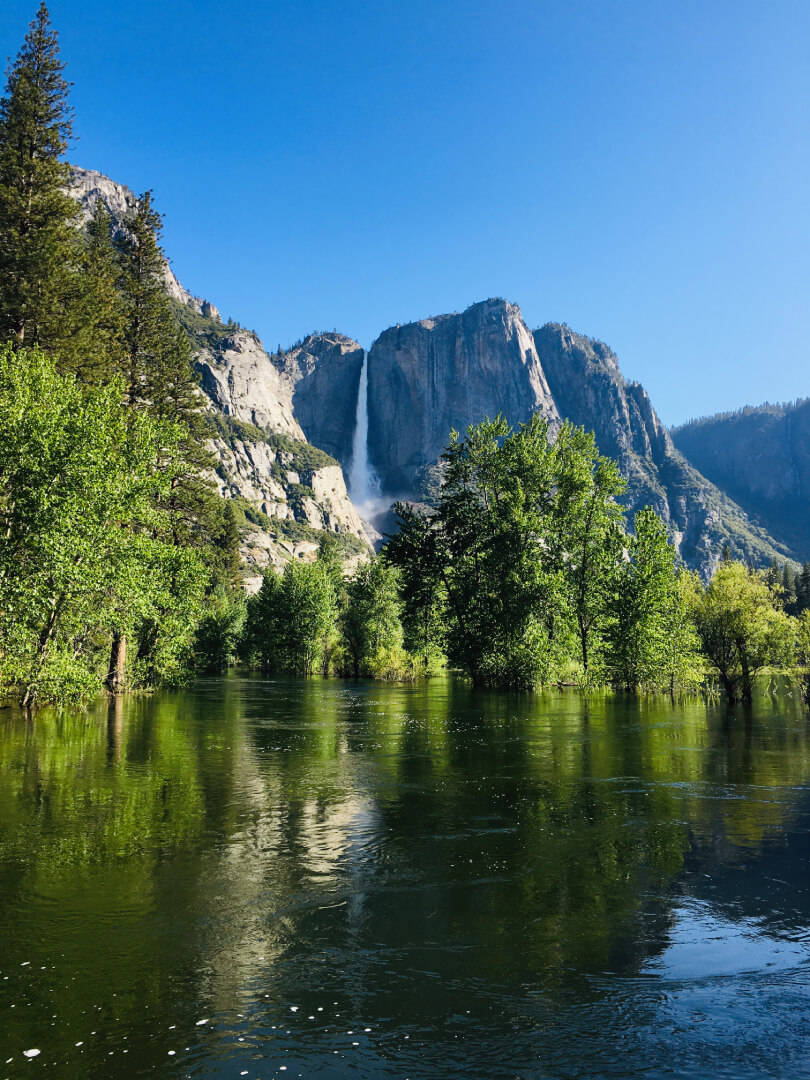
[384,503,446,672]
[436,414,563,687]
[192,584,246,673]
[605,508,700,693]
[0,3,80,355]
[247,560,337,676]
[692,561,796,703]
[550,423,626,678]
[342,557,404,678]
[0,345,205,707]
[394,415,627,689]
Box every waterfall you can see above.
[348,350,381,508]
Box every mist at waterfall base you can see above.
[348,352,391,535]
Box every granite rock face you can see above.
[188,323,372,570]
[275,334,365,466]
[367,298,559,494]
[672,401,810,561]
[195,329,302,437]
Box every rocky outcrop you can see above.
[274,334,365,466]
[188,323,372,575]
[195,329,302,437]
[67,165,217,318]
[209,420,369,588]
[672,401,810,561]
[367,299,559,494]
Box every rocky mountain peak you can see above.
[367,298,559,494]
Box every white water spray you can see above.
[348,350,382,511]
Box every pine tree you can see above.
[63,201,127,382]
[0,3,80,354]
[115,191,195,417]
[114,189,218,549]
[110,190,228,684]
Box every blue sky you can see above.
[3,0,808,425]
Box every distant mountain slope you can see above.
[672,400,810,561]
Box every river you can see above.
[0,676,809,1078]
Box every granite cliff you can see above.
[532,323,792,570]
[367,299,559,494]
[275,333,365,466]
[672,400,810,561]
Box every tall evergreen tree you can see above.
[384,503,446,671]
[65,201,127,382]
[0,3,80,354]
[797,563,810,615]
[114,189,220,549]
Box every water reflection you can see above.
[0,677,808,1077]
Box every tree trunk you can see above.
[106,631,127,694]
[739,649,753,703]
[719,670,737,704]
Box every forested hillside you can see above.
[672,400,810,561]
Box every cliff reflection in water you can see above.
[0,677,809,1078]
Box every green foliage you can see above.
[795,610,810,704]
[209,412,269,448]
[0,345,205,707]
[384,502,447,671]
[170,296,233,349]
[605,509,701,693]
[391,414,630,690]
[208,415,339,472]
[341,557,404,678]
[194,585,246,673]
[246,559,338,676]
[67,202,129,381]
[691,561,797,703]
[0,3,81,357]
[265,432,337,471]
[551,423,627,675]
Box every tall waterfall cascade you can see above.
[348,350,381,507]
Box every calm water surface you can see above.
[1,676,809,1078]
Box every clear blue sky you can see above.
[3,0,809,425]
